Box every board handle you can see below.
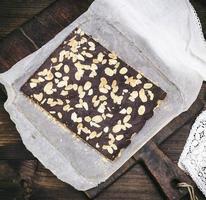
[137,142,193,200]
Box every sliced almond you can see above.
[97,103,106,113]
[123,115,131,123]
[38,77,45,82]
[55,72,62,78]
[59,50,66,62]
[75,70,84,81]
[65,84,73,91]
[119,67,128,75]
[54,63,63,71]
[97,52,104,62]
[114,62,120,69]
[90,121,100,128]
[107,146,114,154]
[60,90,69,96]
[57,99,63,105]
[71,112,77,122]
[51,57,57,63]
[144,83,153,89]
[45,71,54,81]
[73,84,78,91]
[148,90,154,100]
[83,102,88,110]
[108,52,117,60]
[99,95,107,101]
[63,76,69,81]
[63,105,72,112]
[57,81,67,88]
[127,107,132,114]
[99,87,108,94]
[139,88,147,103]
[105,67,114,76]
[31,79,40,83]
[92,115,103,123]
[58,112,62,119]
[44,82,53,95]
[84,116,91,122]
[90,131,97,139]
[88,41,95,51]
[102,59,107,65]
[85,52,93,58]
[136,73,142,79]
[64,65,70,73]
[96,132,103,138]
[30,82,37,88]
[120,108,127,114]
[104,127,109,133]
[109,59,117,65]
[138,105,145,115]
[88,89,93,96]
[84,81,92,90]
[111,144,117,150]
[77,54,85,61]
[38,69,48,76]
[116,135,124,141]
[106,113,113,118]
[113,124,122,133]
[33,93,43,102]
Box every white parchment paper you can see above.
[0,0,206,190]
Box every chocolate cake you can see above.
[21,28,166,160]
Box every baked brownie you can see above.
[21,28,166,160]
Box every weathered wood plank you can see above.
[0,29,37,72]
[95,163,163,200]
[0,0,56,39]
[85,158,136,199]
[22,0,93,48]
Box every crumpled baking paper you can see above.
[0,0,205,191]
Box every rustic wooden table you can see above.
[0,1,206,200]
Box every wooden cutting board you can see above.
[0,0,205,199]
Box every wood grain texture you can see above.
[0,0,56,39]
[0,0,206,200]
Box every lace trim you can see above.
[179,111,206,197]
[187,0,206,46]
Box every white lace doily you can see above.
[179,110,206,197]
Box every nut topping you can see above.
[21,27,166,161]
